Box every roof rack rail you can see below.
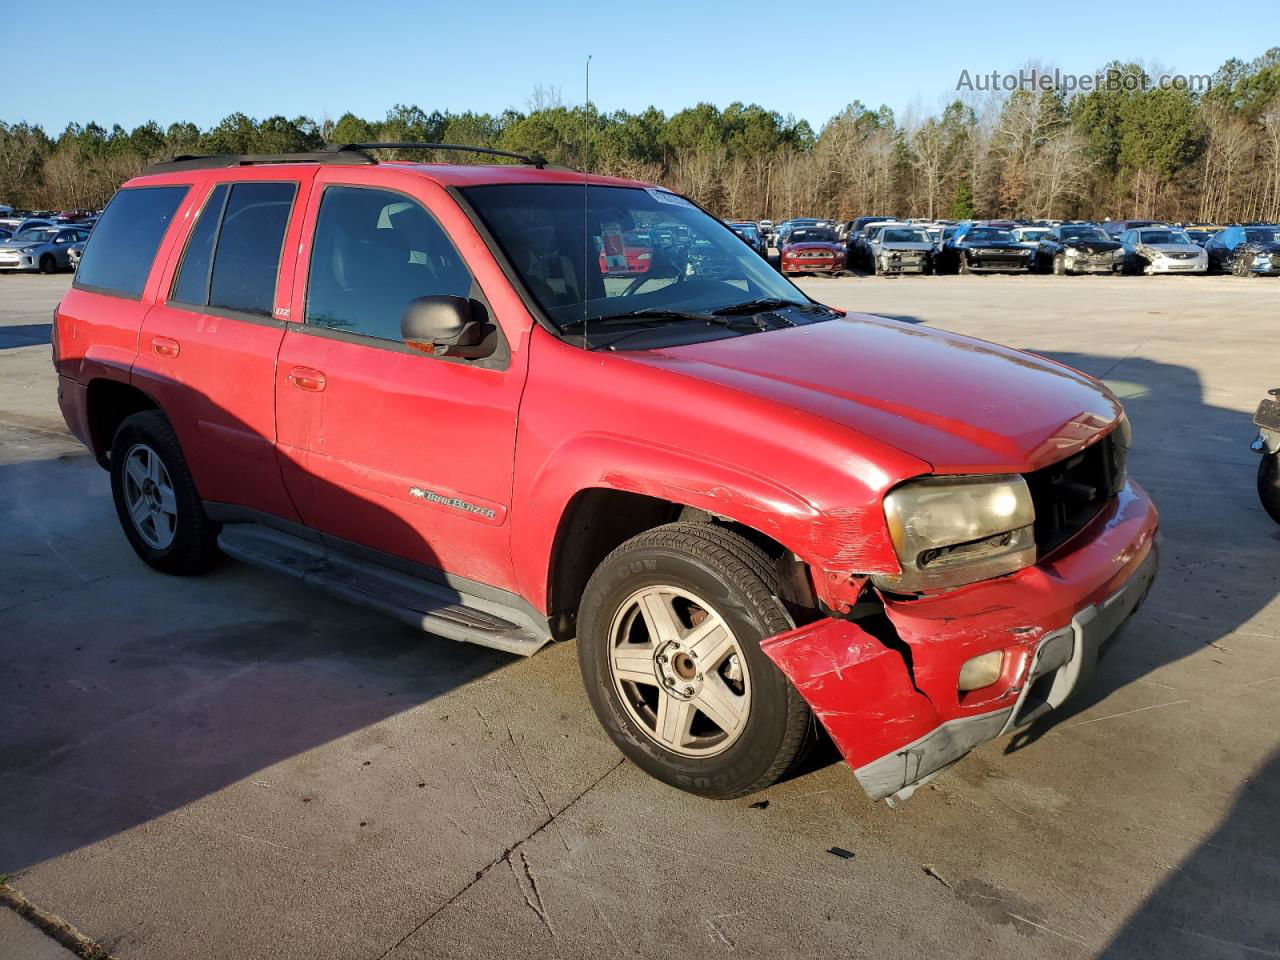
[142,149,375,174]
[142,142,555,176]
[325,142,549,169]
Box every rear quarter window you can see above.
[74,185,189,298]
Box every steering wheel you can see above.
[622,248,687,296]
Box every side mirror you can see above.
[401,296,496,360]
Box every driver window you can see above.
[305,186,475,341]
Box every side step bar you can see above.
[217,524,553,657]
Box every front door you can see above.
[274,169,530,593]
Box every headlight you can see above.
[958,651,1005,691]
[874,474,1036,592]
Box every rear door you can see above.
[134,170,314,522]
[274,168,531,592]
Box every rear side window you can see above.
[209,182,296,316]
[75,185,188,298]
[171,184,228,306]
[305,186,474,341]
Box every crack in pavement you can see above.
[371,757,625,960]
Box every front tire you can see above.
[110,411,221,575]
[1258,454,1280,525]
[39,254,55,274]
[577,522,813,799]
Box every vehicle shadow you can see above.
[1002,348,1267,751]
[0,323,52,349]
[1098,747,1280,957]
[0,380,524,873]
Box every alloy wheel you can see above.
[608,584,751,757]
[122,442,178,549]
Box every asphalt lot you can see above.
[2,271,1278,960]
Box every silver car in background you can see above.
[1119,227,1208,275]
[868,223,935,275]
[0,225,91,273]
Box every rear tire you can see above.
[110,411,221,575]
[577,522,813,799]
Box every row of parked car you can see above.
[728,215,1280,279]
[0,210,99,273]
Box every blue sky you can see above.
[12,2,1256,132]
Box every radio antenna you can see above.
[582,54,592,343]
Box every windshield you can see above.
[1015,229,1048,241]
[1245,229,1280,243]
[1062,227,1108,242]
[463,183,808,328]
[881,228,929,243]
[730,224,759,239]
[788,227,836,243]
[968,228,1014,243]
[14,228,57,242]
[1138,229,1191,245]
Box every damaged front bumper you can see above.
[762,480,1158,802]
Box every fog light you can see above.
[958,651,1004,691]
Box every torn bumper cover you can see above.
[763,480,1158,802]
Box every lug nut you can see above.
[684,686,694,696]
[664,677,675,687]
[696,673,703,681]
[656,654,667,664]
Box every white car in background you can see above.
[1118,227,1208,275]
[1012,226,1050,254]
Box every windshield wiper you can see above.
[560,308,716,331]
[710,298,807,316]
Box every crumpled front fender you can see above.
[762,480,1159,802]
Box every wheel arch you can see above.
[85,378,160,467]
[542,486,813,642]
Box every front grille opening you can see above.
[1024,431,1126,555]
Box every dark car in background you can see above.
[778,225,846,275]
[940,224,1033,273]
[727,220,767,257]
[1184,226,1222,247]
[1205,225,1280,276]
[1102,219,1168,238]
[1034,224,1124,275]
[848,217,898,271]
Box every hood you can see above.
[962,240,1023,251]
[1141,243,1202,256]
[634,316,1121,474]
[1246,241,1280,255]
[878,241,934,252]
[1064,239,1121,253]
[0,241,39,252]
[784,241,843,252]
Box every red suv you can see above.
[54,144,1158,803]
